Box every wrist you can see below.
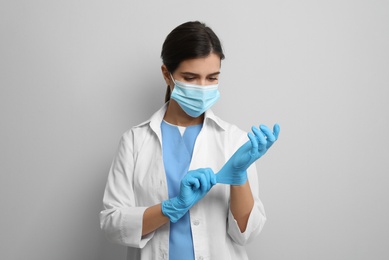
[161,198,188,223]
[216,169,247,185]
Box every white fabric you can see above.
[163,119,186,136]
[99,103,267,260]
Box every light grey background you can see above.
[1,0,388,259]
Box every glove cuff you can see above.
[216,170,248,186]
[161,198,188,223]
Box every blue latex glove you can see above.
[216,124,280,185]
[162,168,216,223]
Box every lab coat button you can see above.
[197,256,204,260]
[193,219,200,226]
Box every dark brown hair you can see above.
[161,21,225,102]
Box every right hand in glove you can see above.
[162,168,216,223]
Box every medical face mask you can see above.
[170,75,220,118]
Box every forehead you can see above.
[175,53,221,74]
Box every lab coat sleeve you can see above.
[99,130,153,248]
[227,151,267,245]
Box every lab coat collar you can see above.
[204,109,227,131]
[133,103,168,144]
[133,102,226,141]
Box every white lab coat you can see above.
[100,103,266,260]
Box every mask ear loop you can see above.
[169,73,176,92]
[170,73,176,84]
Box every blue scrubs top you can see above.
[161,120,202,260]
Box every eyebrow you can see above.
[180,72,221,77]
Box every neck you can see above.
[164,100,204,127]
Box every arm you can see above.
[142,204,169,236]
[227,162,267,245]
[218,124,280,240]
[230,181,254,232]
[100,132,155,248]
[100,130,217,246]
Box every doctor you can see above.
[100,21,280,260]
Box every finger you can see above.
[259,124,276,142]
[205,168,217,186]
[190,169,209,191]
[273,123,280,140]
[201,169,211,191]
[186,176,200,190]
[205,168,217,187]
[187,169,203,180]
[252,126,267,148]
[247,132,258,155]
[210,172,216,186]
[199,174,208,193]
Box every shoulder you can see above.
[121,103,167,141]
[119,122,153,149]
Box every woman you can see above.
[100,21,280,260]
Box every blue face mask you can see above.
[170,75,220,118]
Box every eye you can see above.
[183,77,196,81]
[208,77,218,82]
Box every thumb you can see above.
[185,176,200,190]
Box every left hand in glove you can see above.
[216,123,280,185]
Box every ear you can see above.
[161,65,172,86]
